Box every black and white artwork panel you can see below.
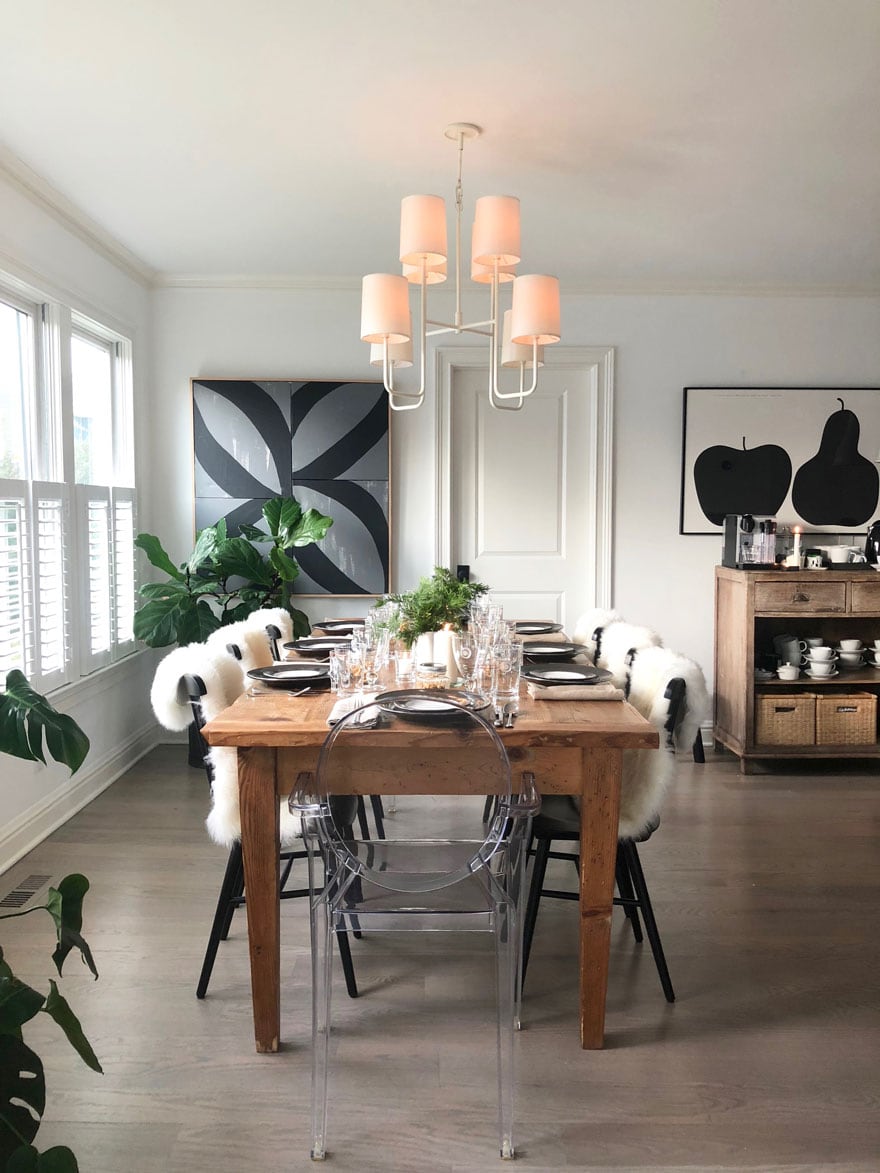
[291,480,389,596]
[193,380,292,499]
[291,381,389,480]
[681,387,880,535]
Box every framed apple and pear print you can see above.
[680,387,880,535]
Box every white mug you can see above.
[805,554,824,568]
[808,646,835,661]
[809,661,834,676]
[840,639,863,652]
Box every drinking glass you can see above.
[453,631,479,689]
[331,647,353,697]
[392,639,415,688]
[491,640,523,714]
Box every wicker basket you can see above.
[815,692,878,746]
[755,693,816,746]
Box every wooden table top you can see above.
[201,688,659,751]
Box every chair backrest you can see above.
[308,702,519,893]
[205,621,273,682]
[595,620,663,685]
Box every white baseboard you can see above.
[0,721,161,875]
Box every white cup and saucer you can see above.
[803,646,838,677]
[837,639,865,669]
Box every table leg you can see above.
[238,746,281,1053]
[578,746,622,1048]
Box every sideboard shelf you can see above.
[714,566,880,774]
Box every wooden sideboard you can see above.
[714,566,880,773]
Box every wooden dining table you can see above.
[201,687,658,1053]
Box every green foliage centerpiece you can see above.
[384,567,488,649]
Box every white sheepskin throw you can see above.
[572,608,622,660]
[150,643,243,731]
[151,641,300,848]
[615,645,710,838]
[627,645,710,754]
[597,621,663,687]
[244,607,294,646]
[206,622,273,684]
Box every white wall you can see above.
[153,284,880,677]
[0,171,159,870]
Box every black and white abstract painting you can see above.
[680,387,880,535]
[192,379,389,595]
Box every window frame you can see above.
[0,276,137,691]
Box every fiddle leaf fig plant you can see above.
[133,496,333,648]
[1,672,98,1172]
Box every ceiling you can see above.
[2,0,879,292]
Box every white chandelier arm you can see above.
[381,340,424,410]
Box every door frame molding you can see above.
[434,345,615,611]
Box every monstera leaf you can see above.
[0,672,90,775]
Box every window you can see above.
[0,283,136,690]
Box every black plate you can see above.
[313,619,365,635]
[514,621,564,635]
[247,662,331,689]
[522,663,611,686]
[375,688,492,721]
[283,636,352,659]
[522,642,588,660]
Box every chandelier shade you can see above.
[399,195,447,265]
[360,274,411,344]
[370,338,413,368]
[502,310,544,369]
[472,196,521,266]
[403,259,448,284]
[471,258,516,283]
[510,275,561,345]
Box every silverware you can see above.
[288,686,312,698]
[504,706,517,728]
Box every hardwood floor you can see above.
[2,745,878,1171]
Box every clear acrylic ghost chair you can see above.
[291,700,539,1161]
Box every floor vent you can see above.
[0,874,53,909]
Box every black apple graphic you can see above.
[792,399,879,526]
[694,437,792,527]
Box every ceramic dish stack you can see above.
[247,661,331,689]
[836,640,867,671]
[521,663,612,688]
[284,635,352,660]
[522,642,588,662]
[803,645,839,679]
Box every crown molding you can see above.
[155,271,880,299]
[0,145,156,287]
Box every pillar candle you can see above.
[415,631,434,665]
[432,629,458,685]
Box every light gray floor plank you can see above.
[2,745,879,1171]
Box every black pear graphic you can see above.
[694,436,792,526]
[792,399,879,527]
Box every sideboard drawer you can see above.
[754,580,847,613]
[851,579,880,613]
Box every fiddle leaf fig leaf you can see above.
[0,671,90,774]
[216,538,272,586]
[269,547,299,581]
[236,523,268,542]
[186,525,220,574]
[263,497,302,542]
[41,982,102,1074]
[133,534,183,581]
[288,508,333,547]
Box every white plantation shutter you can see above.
[0,480,71,690]
[76,485,137,673]
[112,488,136,655]
[33,483,70,686]
[0,488,33,678]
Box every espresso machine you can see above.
[722,514,779,569]
[865,521,880,565]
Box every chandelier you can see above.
[360,123,561,412]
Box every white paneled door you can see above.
[439,348,614,629]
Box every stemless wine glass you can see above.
[491,639,523,715]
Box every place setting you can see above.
[246,661,331,691]
[283,635,353,659]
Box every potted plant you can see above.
[133,496,333,647]
[1,670,99,1172]
[384,567,488,649]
